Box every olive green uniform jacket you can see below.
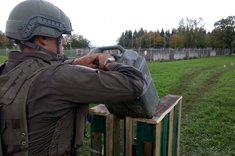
[0,51,144,156]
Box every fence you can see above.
[0,48,231,62]
[136,48,231,61]
[89,95,182,156]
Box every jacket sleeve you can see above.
[43,63,144,104]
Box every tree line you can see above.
[0,16,235,54]
[0,32,90,49]
[117,16,235,54]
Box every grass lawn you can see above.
[149,56,235,156]
[0,55,7,64]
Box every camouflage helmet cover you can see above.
[5,0,73,41]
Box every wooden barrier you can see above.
[89,95,182,156]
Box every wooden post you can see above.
[125,117,133,156]
[90,104,112,156]
[168,109,174,156]
[177,99,182,156]
[144,141,153,156]
[155,123,161,156]
[106,114,113,156]
[113,115,121,156]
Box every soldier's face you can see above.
[46,36,67,55]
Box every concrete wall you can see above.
[0,48,230,61]
[137,48,230,61]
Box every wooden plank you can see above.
[90,95,182,124]
[161,114,169,156]
[106,114,113,156]
[144,141,153,156]
[177,99,183,156]
[155,123,161,156]
[90,115,106,156]
[125,117,133,156]
[113,115,121,156]
[155,95,182,123]
[91,132,102,156]
[172,104,179,156]
[132,95,182,124]
[168,109,174,156]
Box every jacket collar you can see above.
[8,51,56,63]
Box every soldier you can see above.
[0,0,144,155]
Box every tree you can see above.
[117,30,133,48]
[0,31,10,48]
[136,28,147,48]
[163,30,171,48]
[213,16,235,54]
[152,31,164,48]
[68,34,90,48]
[207,30,224,48]
[176,18,206,48]
[169,33,185,48]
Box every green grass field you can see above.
[0,55,234,155]
[149,56,235,156]
[0,55,7,64]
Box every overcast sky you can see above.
[0,0,234,46]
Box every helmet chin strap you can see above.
[20,40,66,61]
[55,37,65,61]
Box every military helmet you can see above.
[5,0,73,41]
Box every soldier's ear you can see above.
[35,36,48,46]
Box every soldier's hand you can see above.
[97,53,115,70]
[72,54,99,68]
[72,53,115,70]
